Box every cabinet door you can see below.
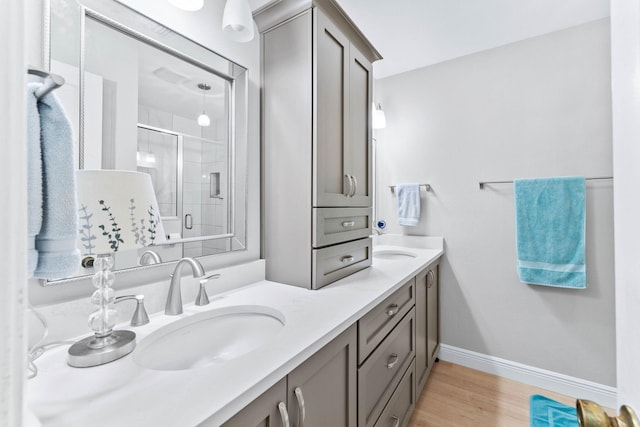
[415,269,428,392]
[221,378,288,427]
[314,9,350,207]
[347,45,372,207]
[427,264,440,366]
[287,325,357,427]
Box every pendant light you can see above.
[197,83,211,127]
[167,0,204,11]
[222,0,254,42]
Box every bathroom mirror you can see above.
[44,0,248,284]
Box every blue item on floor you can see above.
[530,394,579,427]
[514,176,586,289]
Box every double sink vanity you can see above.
[27,235,443,426]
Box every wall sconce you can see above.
[197,82,211,127]
[167,0,204,11]
[373,103,387,129]
[222,0,255,42]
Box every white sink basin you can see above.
[373,249,418,260]
[133,305,286,371]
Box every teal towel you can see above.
[33,89,80,280]
[530,394,578,427]
[514,177,586,289]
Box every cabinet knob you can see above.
[386,353,399,369]
[340,255,355,264]
[386,304,399,317]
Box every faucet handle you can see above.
[115,294,150,326]
[195,274,221,306]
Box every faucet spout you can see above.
[139,249,162,266]
[165,257,205,315]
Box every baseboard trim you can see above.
[438,344,617,409]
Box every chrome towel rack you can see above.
[389,183,432,193]
[28,68,65,100]
[478,176,613,189]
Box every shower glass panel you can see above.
[137,125,230,259]
[136,126,178,217]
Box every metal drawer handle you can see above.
[344,174,353,197]
[278,402,290,427]
[294,387,306,427]
[341,221,356,228]
[427,269,435,288]
[386,304,399,316]
[351,175,358,197]
[386,353,399,369]
[391,415,400,427]
[341,255,355,264]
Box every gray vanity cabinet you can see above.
[357,279,416,427]
[287,324,357,426]
[220,379,287,427]
[221,325,357,427]
[258,0,381,289]
[415,259,441,393]
[315,10,372,208]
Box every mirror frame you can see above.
[42,0,249,286]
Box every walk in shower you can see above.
[137,123,230,259]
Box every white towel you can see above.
[396,183,421,226]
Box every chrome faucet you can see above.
[165,257,205,315]
[138,249,162,266]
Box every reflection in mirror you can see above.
[46,0,248,285]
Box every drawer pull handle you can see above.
[341,255,355,264]
[351,175,358,197]
[341,221,356,228]
[386,304,399,316]
[294,387,306,427]
[278,402,290,427]
[427,269,435,288]
[344,174,354,197]
[386,353,399,369]
[391,415,400,427]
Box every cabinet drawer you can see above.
[313,207,372,248]
[358,278,415,363]
[373,360,416,427]
[312,238,372,289]
[358,309,415,427]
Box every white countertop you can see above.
[26,235,443,426]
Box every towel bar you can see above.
[389,184,431,193]
[478,176,613,189]
[28,68,65,100]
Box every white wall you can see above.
[611,0,640,409]
[375,19,615,385]
[1,1,27,424]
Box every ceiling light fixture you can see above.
[167,0,204,11]
[197,83,211,127]
[222,0,255,42]
[373,103,387,129]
